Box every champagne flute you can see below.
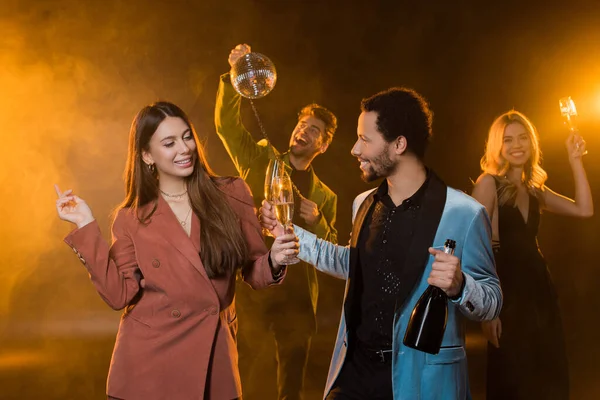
[559,96,578,132]
[263,157,285,237]
[271,172,300,265]
[265,157,285,201]
[559,96,586,154]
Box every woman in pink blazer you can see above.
[54,101,298,400]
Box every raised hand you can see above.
[54,184,95,228]
[228,44,251,68]
[566,131,588,160]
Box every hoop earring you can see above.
[147,163,155,173]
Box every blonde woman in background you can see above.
[472,110,593,399]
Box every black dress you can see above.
[486,181,569,399]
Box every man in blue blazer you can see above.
[260,87,502,400]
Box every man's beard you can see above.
[289,142,314,158]
[361,149,396,182]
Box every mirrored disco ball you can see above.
[231,52,277,99]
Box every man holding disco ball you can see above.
[214,43,339,400]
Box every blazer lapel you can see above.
[344,191,377,334]
[152,196,209,281]
[191,212,201,254]
[395,172,447,310]
[351,193,375,247]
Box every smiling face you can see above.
[351,111,398,182]
[289,115,328,158]
[142,116,197,180]
[501,122,531,168]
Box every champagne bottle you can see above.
[403,239,456,354]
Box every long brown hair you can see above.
[480,110,547,205]
[118,101,247,278]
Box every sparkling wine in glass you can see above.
[559,96,578,132]
[559,96,585,153]
[271,173,299,265]
[264,157,285,201]
[263,157,286,237]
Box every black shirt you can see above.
[289,166,312,227]
[355,176,429,349]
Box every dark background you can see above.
[0,0,598,398]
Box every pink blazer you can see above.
[64,178,284,400]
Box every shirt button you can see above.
[383,239,387,244]
[209,306,218,315]
[171,309,181,318]
[152,259,160,268]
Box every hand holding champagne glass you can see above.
[263,157,285,236]
[559,96,588,156]
[270,172,300,265]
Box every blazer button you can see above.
[152,259,160,268]
[209,306,218,315]
[171,309,181,318]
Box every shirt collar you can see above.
[374,169,431,207]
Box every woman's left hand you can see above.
[566,131,588,161]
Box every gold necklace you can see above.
[160,189,188,199]
[178,207,192,227]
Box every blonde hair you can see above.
[480,110,547,205]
